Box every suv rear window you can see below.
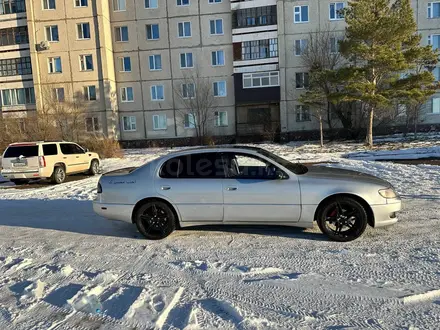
[43,144,58,156]
[4,145,39,158]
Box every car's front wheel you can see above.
[317,197,368,242]
[87,160,99,176]
[135,201,176,240]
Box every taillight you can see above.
[39,156,46,168]
[97,183,102,193]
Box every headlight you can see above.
[378,188,397,199]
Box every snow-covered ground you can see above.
[0,140,440,329]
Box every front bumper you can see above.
[93,201,134,223]
[371,199,402,228]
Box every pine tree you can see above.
[333,0,438,147]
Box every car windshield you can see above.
[257,149,308,174]
[4,145,39,158]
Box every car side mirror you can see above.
[85,148,89,153]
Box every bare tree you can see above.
[298,27,358,139]
[174,69,218,145]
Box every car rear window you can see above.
[43,144,58,156]
[4,145,39,158]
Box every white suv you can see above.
[1,141,100,185]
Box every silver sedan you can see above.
[93,146,401,242]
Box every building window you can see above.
[294,5,309,23]
[295,72,309,89]
[295,39,308,56]
[209,0,221,3]
[213,81,226,97]
[75,0,88,7]
[0,0,26,14]
[53,87,64,102]
[330,37,341,53]
[86,117,99,132]
[182,83,195,99]
[115,26,129,42]
[84,85,97,101]
[433,67,440,81]
[184,113,196,129]
[243,71,279,89]
[211,50,225,66]
[432,98,440,113]
[122,116,137,131]
[428,34,440,50]
[153,114,167,130]
[241,38,278,60]
[151,85,164,101]
[180,52,193,68]
[113,0,126,11]
[146,24,160,40]
[43,0,55,10]
[214,111,228,127]
[0,26,29,46]
[177,0,189,6]
[210,19,223,35]
[178,22,191,38]
[1,87,35,106]
[0,57,32,77]
[329,2,345,20]
[296,105,311,122]
[149,54,162,71]
[77,23,91,39]
[145,0,157,8]
[48,57,62,73]
[428,2,440,18]
[79,54,93,71]
[119,56,131,72]
[121,87,134,102]
[46,25,59,42]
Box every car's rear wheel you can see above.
[88,160,99,176]
[51,166,66,184]
[11,179,29,186]
[135,201,176,240]
[317,197,368,242]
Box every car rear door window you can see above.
[43,144,58,156]
[60,143,75,155]
[160,153,225,179]
[4,145,39,158]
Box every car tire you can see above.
[11,179,29,186]
[87,160,99,176]
[135,201,176,240]
[317,197,368,242]
[51,166,66,184]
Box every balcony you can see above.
[0,26,29,48]
[233,38,279,69]
[231,0,277,11]
[232,6,277,30]
[0,0,26,15]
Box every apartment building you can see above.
[0,0,439,144]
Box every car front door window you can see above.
[224,153,281,180]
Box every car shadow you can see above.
[176,224,328,241]
[0,199,140,239]
[0,199,328,241]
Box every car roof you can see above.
[9,141,68,146]
[161,145,265,158]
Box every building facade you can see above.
[0,0,439,143]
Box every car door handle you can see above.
[76,156,80,158]
[63,157,67,159]
[161,186,171,191]
[226,187,237,191]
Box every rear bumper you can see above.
[1,169,43,180]
[371,200,402,228]
[92,201,134,223]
